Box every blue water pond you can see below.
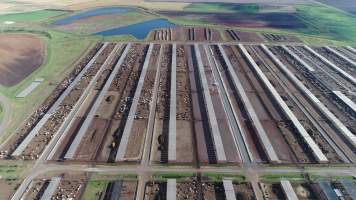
[95,18,177,39]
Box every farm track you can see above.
[0,93,11,139]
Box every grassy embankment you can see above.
[0,10,100,143]
[262,173,356,183]
[82,179,109,200]
[0,161,31,179]
[0,105,3,123]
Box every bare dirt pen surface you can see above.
[149,27,265,43]
[233,182,256,199]
[0,179,19,200]
[0,34,44,86]
[262,33,301,43]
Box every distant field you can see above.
[53,9,157,34]
[146,0,311,4]
[0,10,68,22]
[316,0,356,15]
[183,3,259,13]
[0,0,189,15]
[159,10,305,29]
[295,4,356,42]
[159,2,356,44]
[0,34,45,86]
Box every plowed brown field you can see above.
[0,34,44,86]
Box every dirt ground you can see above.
[0,34,45,86]
[262,33,301,43]
[233,182,256,200]
[225,30,264,42]
[0,179,19,200]
[51,174,87,200]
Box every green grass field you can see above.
[295,5,356,43]
[154,172,194,181]
[262,174,306,182]
[0,10,68,23]
[201,173,245,182]
[184,3,259,13]
[0,161,31,180]
[82,179,109,200]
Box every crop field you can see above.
[0,34,45,86]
